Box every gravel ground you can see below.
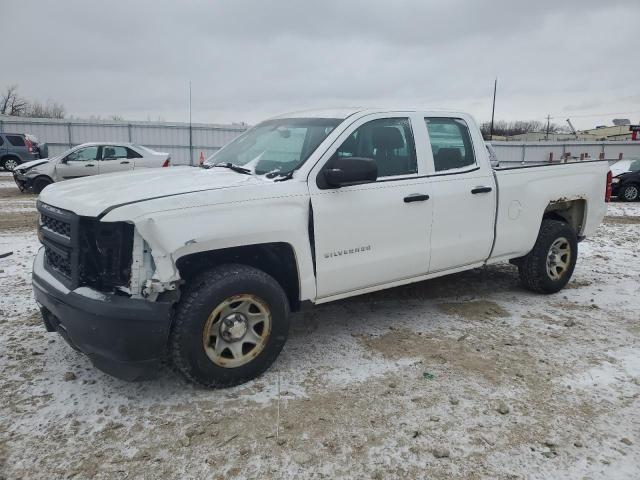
[0,171,639,480]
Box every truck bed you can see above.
[489,160,609,263]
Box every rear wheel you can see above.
[170,264,290,388]
[32,176,53,194]
[620,184,639,202]
[1,157,20,171]
[518,219,577,294]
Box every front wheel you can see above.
[32,176,53,194]
[170,264,290,388]
[518,219,577,294]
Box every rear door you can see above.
[0,135,6,157]
[309,113,434,299]
[99,146,134,174]
[423,116,497,272]
[56,145,101,179]
[5,135,28,162]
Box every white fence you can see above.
[492,141,640,165]
[3,115,639,167]
[0,115,248,165]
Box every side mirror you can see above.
[324,157,378,187]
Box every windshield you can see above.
[206,118,342,176]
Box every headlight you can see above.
[37,214,44,242]
[612,177,620,184]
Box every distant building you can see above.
[503,123,639,142]
[581,125,635,140]
[612,118,631,126]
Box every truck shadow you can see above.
[280,262,532,370]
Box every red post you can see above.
[619,153,623,160]
[580,153,584,161]
[599,152,605,160]
[549,152,553,163]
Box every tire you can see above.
[620,184,639,202]
[170,264,290,388]
[518,219,577,294]
[1,156,20,172]
[32,176,53,194]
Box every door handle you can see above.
[85,164,95,167]
[471,186,492,194]
[120,160,130,164]
[404,194,430,203]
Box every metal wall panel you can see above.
[493,141,640,165]
[0,116,247,165]
[5,116,638,166]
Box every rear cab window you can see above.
[425,117,476,173]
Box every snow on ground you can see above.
[1,174,639,479]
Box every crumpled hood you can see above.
[15,158,50,171]
[38,166,267,217]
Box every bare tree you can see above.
[0,84,29,116]
[29,101,66,119]
[480,120,566,138]
[1,85,66,119]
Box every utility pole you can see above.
[545,114,551,140]
[489,78,497,140]
[188,81,193,166]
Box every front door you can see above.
[424,117,496,272]
[310,115,433,299]
[99,145,134,174]
[56,145,100,179]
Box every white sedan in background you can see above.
[13,142,171,193]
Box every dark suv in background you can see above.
[610,158,640,202]
[0,133,46,171]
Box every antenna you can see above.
[189,80,193,166]
[489,78,497,140]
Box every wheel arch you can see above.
[542,198,586,236]
[175,242,302,312]
[32,174,54,189]
[0,154,20,165]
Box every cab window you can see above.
[425,118,476,172]
[66,146,99,162]
[334,118,417,178]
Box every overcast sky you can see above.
[2,0,639,129]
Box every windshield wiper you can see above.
[212,162,252,175]
[270,170,295,182]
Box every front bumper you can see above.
[13,171,31,191]
[32,249,174,381]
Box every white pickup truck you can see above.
[32,108,611,387]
